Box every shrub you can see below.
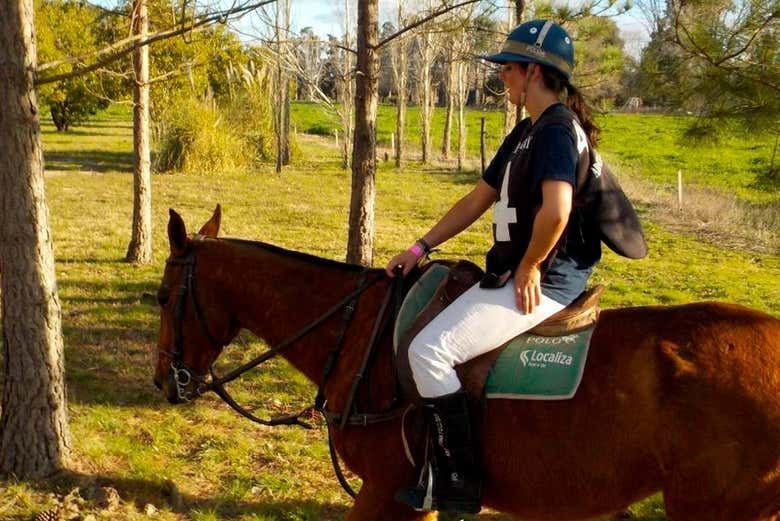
[156,58,298,173]
[156,97,252,174]
[306,122,334,136]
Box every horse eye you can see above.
[157,287,170,307]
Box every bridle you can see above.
[157,240,411,497]
[158,249,219,403]
[157,242,399,427]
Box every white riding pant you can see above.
[408,280,565,398]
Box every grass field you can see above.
[0,104,778,521]
[291,101,780,205]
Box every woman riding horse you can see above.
[386,20,642,514]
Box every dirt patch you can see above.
[618,172,778,256]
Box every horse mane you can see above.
[213,236,383,274]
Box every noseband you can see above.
[158,250,221,402]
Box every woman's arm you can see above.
[385,179,496,276]
[513,179,573,313]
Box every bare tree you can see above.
[274,0,291,172]
[503,0,518,133]
[334,2,356,171]
[0,0,71,478]
[451,9,475,170]
[297,27,326,101]
[125,0,152,264]
[441,39,455,160]
[456,55,468,170]
[389,0,409,167]
[415,16,438,164]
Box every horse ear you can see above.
[168,208,188,256]
[198,204,221,238]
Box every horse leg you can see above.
[346,484,437,521]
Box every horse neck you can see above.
[202,239,381,385]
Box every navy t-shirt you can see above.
[482,104,601,305]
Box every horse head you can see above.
[154,204,239,404]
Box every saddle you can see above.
[394,260,605,402]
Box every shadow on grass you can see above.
[749,164,780,193]
[426,167,482,186]
[12,470,352,521]
[13,470,531,521]
[44,150,133,173]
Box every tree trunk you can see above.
[391,12,407,169]
[474,62,484,106]
[280,0,290,167]
[441,50,454,160]
[126,0,152,264]
[456,60,467,171]
[281,74,290,166]
[0,0,71,478]
[418,30,434,164]
[336,38,354,171]
[514,0,525,123]
[335,3,355,172]
[395,50,406,168]
[346,0,378,266]
[514,0,525,22]
[504,0,518,134]
[273,0,291,173]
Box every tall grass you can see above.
[156,97,254,174]
[291,102,778,251]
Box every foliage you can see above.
[155,59,284,173]
[155,97,252,173]
[34,0,253,132]
[634,0,779,175]
[35,0,125,130]
[568,15,629,108]
[144,0,250,131]
[517,3,631,108]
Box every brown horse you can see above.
[154,206,780,521]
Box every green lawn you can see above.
[1,106,778,520]
[291,101,780,205]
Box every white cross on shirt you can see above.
[493,162,516,242]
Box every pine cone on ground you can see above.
[33,507,60,521]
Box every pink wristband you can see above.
[407,243,424,258]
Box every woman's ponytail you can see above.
[538,65,601,147]
[565,83,600,147]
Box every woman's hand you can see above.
[385,250,420,277]
[514,261,542,314]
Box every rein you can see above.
[159,243,410,496]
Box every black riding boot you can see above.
[395,390,482,514]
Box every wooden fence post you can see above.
[677,170,683,212]
[480,117,486,175]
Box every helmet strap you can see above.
[520,62,535,109]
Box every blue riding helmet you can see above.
[483,19,575,81]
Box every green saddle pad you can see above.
[393,263,594,401]
[485,326,594,400]
[393,263,451,353]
